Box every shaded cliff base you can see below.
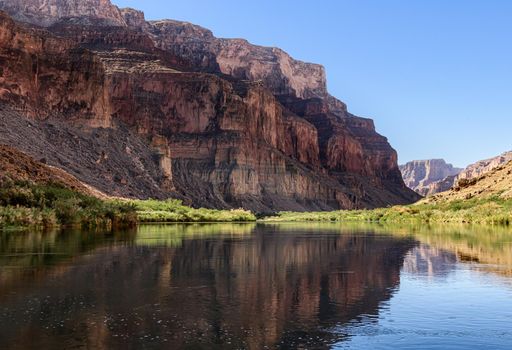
[0,145,255,230]
[0,106,171,200]
[3,143,511,229]
[0,104,419,213]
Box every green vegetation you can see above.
[3,176,510,230]
[0,180,254,230]
[0,178,137,230]
[263,196,512,226]
[131,199,257,223]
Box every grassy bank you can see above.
[263,196,512,225]
[0,179,137,230]
[0,178,256,230]
[3,177,509,230]
[130,199,256,223]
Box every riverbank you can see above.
[263,196,512,225]
[0,179,137,230]
[2,179,510,230]
[129,199,256,223]
[0,180,256,230]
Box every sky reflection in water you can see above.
[0,223,511,349]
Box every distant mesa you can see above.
[399,159,462,196]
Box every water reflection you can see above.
[0,225,415,349]
[402,246,457,277]
[0,223,511,349]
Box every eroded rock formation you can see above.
[426,157,512,202]
[457,151,512,181]
[0,0,127,26]
[0,1,420,211]
[401,152,512,197]
[399,159,462,196]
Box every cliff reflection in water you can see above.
[0,224,415,349]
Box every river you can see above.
[0,223,511,349]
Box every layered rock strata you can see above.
[0,1,420,211]
[400,159,462,196]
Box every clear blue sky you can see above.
[113,0,512,167]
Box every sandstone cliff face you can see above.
[0,3,420,211]
[147,20,330,101]
[400,159,462,196]
[0,0,127,26]
[0,1,344,106]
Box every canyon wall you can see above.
[400,159,462,196]
[0,1,420,211]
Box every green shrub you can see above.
[131,199,256,223]
[0,180,137,230]
[263,197,512,226]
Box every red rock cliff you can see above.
[0,3,420,212]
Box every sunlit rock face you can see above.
[400,152,512,197]
[457,151,512,181]
[148,20,328,99]
[0,0,420,211]
[400,159,462,196]
[0,0,127,26]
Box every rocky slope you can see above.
[0,1,419,212]
[457,151,512,181]
[425,159,512,203]
[0,144,105,198]
[400,159,462,196]
[402,152,512,197]
[0,106,170,199]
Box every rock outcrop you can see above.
[402,152,512,197]
[457,151,512,181]
[0,1,420,212]
[0,0,127,27]
[399,159,462,196]
[425,158,512,203]
[148,20,329,99]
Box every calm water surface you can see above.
[0,223,511,349]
